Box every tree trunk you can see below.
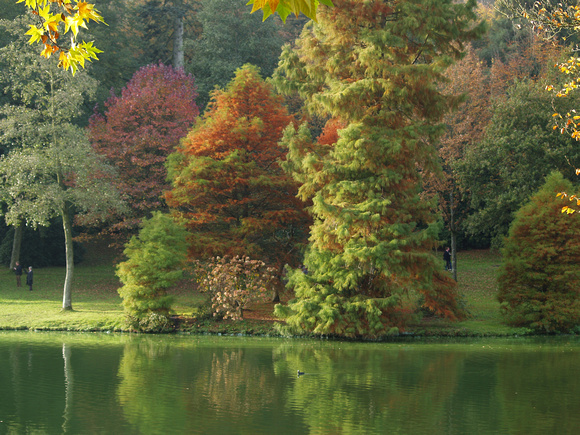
[272,281,281,303]
[9,221,23,270]
[173,14,184,70]
[449,191,457,282]
[271,266,286,303]
[61,203,75,311]
[62,343,73,433]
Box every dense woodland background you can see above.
[0,0,578,334]
[0,0,577,263]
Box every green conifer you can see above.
[498,172,580,333]
[273,0,483,337]
[117,213,189,331]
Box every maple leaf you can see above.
[25,25,44,44]
[247,0,333,22]
[76,1,105,24]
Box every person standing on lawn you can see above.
[26,266,33,291]
[13,261,23,287]
[443,247,452,272]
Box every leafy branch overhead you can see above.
[500,0,580,214]
[18,0,105,74]
[247,0,334,22]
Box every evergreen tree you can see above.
[498,172,580,333]
[273,0,483,338]
[117,212,188,331]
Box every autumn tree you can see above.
[88,63,199,235]
[194,255,275,320]
[166,64,310,300]
[0,22,125,310]
[422,45,492,279]
[498,171,580,332]
[272,0,483,338]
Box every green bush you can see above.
[498,172,580,332]
[116,212,188,332]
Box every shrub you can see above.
[194,256,275,320]
[117,213,188,332]
[498,172,580,332]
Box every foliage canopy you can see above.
[89,63,199,234]
[272,0,483,338]
[498,172,580,332]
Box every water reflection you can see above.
[0,333,579,434]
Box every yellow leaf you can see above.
[25,25,44,44]
[40,44,52,58]
[76,2,105,23]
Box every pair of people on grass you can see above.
[13,262,33,291]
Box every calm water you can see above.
[0,332,579,434]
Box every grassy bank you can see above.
[0,243,531,337]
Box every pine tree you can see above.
[272,0,483,338]
[498,172,580,333]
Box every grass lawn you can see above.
[0,242,532,337]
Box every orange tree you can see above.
[498,171,580,333]
[165,64,310,301]
[272,0,484,338]
[421,45,492,278]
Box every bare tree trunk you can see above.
[173,14,184,70]
[272,279,282,303]
[62,343,73,433]
[450,191,457,282]
[61,203,74,311]
[9,221,23,270]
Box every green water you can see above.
[0,332,579,434]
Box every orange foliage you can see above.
[166,65,310,271]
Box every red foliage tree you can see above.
[88,63,199,233]
[166,65,310,299]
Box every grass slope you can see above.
[0,244,531,336]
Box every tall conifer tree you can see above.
[166,65,310,297]
[273,0,483,337]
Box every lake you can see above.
[0,331,579,434]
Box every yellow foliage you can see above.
[17,0,105,75]
[246,0,333,22]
